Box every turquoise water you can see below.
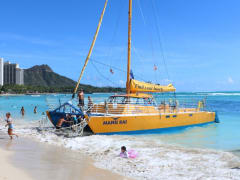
[149,92,240,151]
[0,92,240,151]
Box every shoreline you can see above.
[0,132,130,180]
[0,92,114,96]
[0,93,57,96]
[1,126,240,180]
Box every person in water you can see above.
[34,106,37,114]
[20,106,25,116]
[78,89,84,108]
[119,146,128,158]
[5,112,18,139]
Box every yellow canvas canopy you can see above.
[130,79,176,93]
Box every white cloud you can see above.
[227,77,234,84]
[119,80,125,86]
[0,33,59,46]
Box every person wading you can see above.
[20,106,25,117]
[34,106,37,114]
[5,112,18,139]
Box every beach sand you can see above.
[0,132,130,180]
[0,147,32,180]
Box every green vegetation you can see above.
[0,64,125,94]
[0,84,124,94]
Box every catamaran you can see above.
[46,0,219,135]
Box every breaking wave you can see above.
[208,93,240,96]
[2,122,239,180]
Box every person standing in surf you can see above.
[34,106,37,114]
[5,112,18,139]
[20,106,25,117]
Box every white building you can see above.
[1,59,24,85]
[16,67,24,85]
[0,58,3,86]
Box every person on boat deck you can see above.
[87,96,93,113]
[144,98,151,105]
[78,89,84,108]
[20,106,25,116]
[5,112,18,139]
[119,146,128,158]
[56,114,73,129]
[34,106,37,114]
[159,101,166,110]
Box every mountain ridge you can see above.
[22,64,125,93]
[24,64,77,87]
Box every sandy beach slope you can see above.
[0,132,130,180]
[0,148,32,180]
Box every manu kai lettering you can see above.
[103,119,127,125]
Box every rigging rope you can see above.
[137,0,155,65]
[90,59,121,87]
[90,58,147,82]
[150,0,170,82]
[137,0,162,84]
[106,0,125,71]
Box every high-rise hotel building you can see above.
[0,58,3,86]
[0,58,24,85]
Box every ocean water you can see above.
[0,92,240,179]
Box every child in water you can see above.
[119,146,128,158]
[5,112,18,139]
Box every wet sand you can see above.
[0,132,130,180]
[0,148,32,180]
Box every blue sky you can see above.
[0,0,239,92]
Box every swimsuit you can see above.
[79,99,84,106]
[120,151,128,158]
[5,118,13,129]
[56,126,61,129]
[8,123,13,129]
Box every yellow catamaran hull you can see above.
[87,111,216,134]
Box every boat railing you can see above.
[45,95,80,111]
[46,95,210,115]
[86,97,209,115]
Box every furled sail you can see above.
[130,79,176,93]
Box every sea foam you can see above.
[2,123,237,180]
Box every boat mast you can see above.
[72,0,108,99]
[126,0,132,94]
